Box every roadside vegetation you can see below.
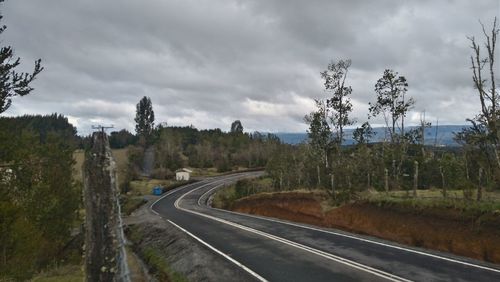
[260,18,500,211]
[126,225,188,282]
[212,177,274,209]
[0,115,82,280]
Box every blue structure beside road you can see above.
[152,186,163,196]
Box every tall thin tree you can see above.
[467,17,499,169]
[321,59,355,145]
[134,96,155,140]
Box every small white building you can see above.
[175,168,193,181]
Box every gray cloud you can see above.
[2,0,499,134]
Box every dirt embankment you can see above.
[231,192,500,264]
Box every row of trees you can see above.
[125,96,281,180]
[0,116,80,279]
[266,18,499,202]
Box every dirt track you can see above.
[231,191,500,264]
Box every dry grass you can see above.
[126,247,149,282]
[73,148,129,187]
[366,188,500,202]
[30,265,83,282]
[190,167,220,177]
[111,148,129,188]
[360,188,500,214]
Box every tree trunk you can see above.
[279,171,283,190]
[317,165,321,187]
[384,168,389,192]
[440,166,446,198]
[367,172,371,189]
[493,146,500,169]
[347,175,352,200]
[392,159,398,189]
[413,161,418,197]
[477,167,483,201]
[330,173,335,199]
[465,156,470,180]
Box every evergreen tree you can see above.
[134,96,155,140]
[0,0,43,114]
[230,120,243,133]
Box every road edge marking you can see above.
[149,181,202,215]
[176,184,411,282]
[167,219,268,282]
[201,185,500,274]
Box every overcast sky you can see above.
[2,0,499,135]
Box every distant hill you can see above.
[275,125,469,146]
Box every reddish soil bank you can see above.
[231,192,500,264]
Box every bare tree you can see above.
[321,59,355,145]
[467,17,500,169]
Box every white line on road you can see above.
[150,174,269,281]
[175,183,412,282]
[150,173,248,215]
[199,185,500,274]
[150,180,206,215]
[167,219,268,282]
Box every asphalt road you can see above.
[151,172,500,282]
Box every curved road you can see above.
[150,172,500,282]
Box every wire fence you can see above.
[116,194,131,282]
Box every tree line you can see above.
[266,18,499,203]
[126,96,281,182]
[0,115,80,279]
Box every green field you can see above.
[73,148,129,187]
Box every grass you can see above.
[30,265,83,282]
[122,196,148,215]
[212,176,275,209]
[375,188,500,202]
[127,226,188,282]
[360,188,500,215]
[73,148,129,188]
[129,178,175,196]
[141,248,187,282]
[111,148,129,188]
[212,185,237,209]
[190,167,220,177]
[190,166,256,177]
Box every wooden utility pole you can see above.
[440,166,446,198]
[83,131,123,281]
